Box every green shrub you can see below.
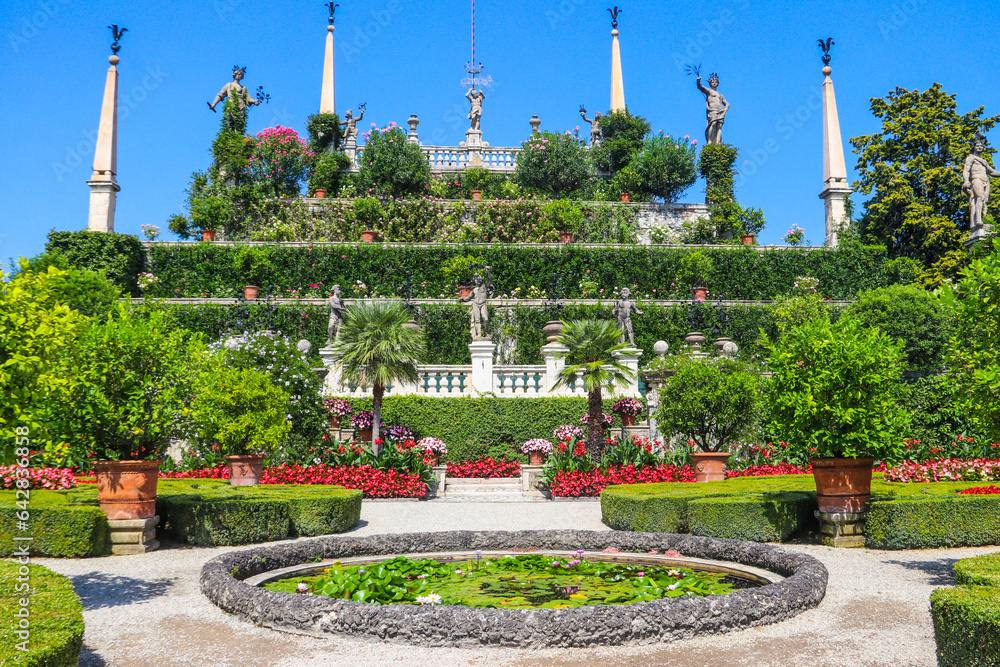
[308,150,352,196]
[514,131,593,198]
[593,110,651,175]
[687,492,815,542]
[356,125,430,197]
[542,200,585,234]
[678,251,713,287]
[0,562,84,667]
[45,230,144,294]
[306,112,342,153]
[631,132,698,202]
[866,495,1000,550]
[846,285,950,369]
[20,253,121,320]
[0,505,109,558]
[931,552,1000,667]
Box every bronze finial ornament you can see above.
[818,37,834,66]
[326,2,339,25]
[109,24,127,55]
[608,6,622,30]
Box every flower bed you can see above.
[957,485,1000,495]
[551,465,696,497]
[0,466,77,490]
[161,466,230,479]
[446,457,521,479]
[262,464,426,498]
[883,458,1000,483]
[727,463,811,477]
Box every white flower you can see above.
[416,594,442,605]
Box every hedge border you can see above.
[0,562,85,667]
[866,495,1000,550]
[931,552,1000,667]
[0,506,109,558]
[200,529,828,648]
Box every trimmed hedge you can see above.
[157,482,362,547]
[46,230,145,295]
[687,492,815,542]
[142,242,892,301]
[0,495,109,558]
[866,495,1000,550]
[0,562,85,667]
[931,552,1000,667]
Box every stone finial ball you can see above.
[822,65,832,76]
[722,341,739,358]
[653,340,669,357]
[612,29,619,37]
[109,55,120,66]
[297,339,313,355]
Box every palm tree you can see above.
[552,319,634,463]
[328,301,425,449]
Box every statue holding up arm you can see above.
[208,66,260,113]
[963,134,1000,235]
[326,285,346,344]
[340,104,366,144]
[466,88,486,131]
[580,105,603,146]
[459,267,494,340]
[613,288,643,347]
[690,66,729,145]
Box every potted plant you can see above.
[542,200,584,245]
[418,437,448,466]
[353,196,382,243]
[201,230,217,242]
[470,190,483,201]
[612,397,645,428]
[611,166,643,205]
[323,397,353,430]
[232,246,271,301]
[189,366,292,486]
[768,315,907,512]
[739,207,766,246]
[440,254,484,300]
[351,410,384,442]
[656,355,763,482]
[679,251,713,302]
[522,438,554,465]
[313,189,328,199]
[61,307,202,520]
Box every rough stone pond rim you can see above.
[200,530,828,648]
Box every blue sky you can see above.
[1,0,997,263]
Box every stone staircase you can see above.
[434,477,547,502]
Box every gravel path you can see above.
[36,500,999,667]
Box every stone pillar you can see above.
[320,25,336,114]
[88,54,121,233]
[318,347,344,395]
[469,341,496,395]
[613,348,642,397]
[109,516,159,555]
[610,28,626,112]
[407,114,420,143]
[642,374,663,443]
[542,343,568,395]
[819,63,852,248]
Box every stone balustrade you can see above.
[344,143,521,174]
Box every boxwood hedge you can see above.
[865,495,1000,550]
[45,229,145,295]
[0,562,84,667]
[931,552,1000,667]
[0,494,109,558]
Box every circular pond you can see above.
[201,530,827,648]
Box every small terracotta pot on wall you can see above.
[620,193,631,203]
[741,234,755,246]
[361,230,377,243]
[243,285,260,300]
[201,230,216,242]
[93,460,162,520]
[620,414,636,428]
[810,457,874,513]
[471,190,483,201]
[456,286,473,300]
[692,287,709,302]
[529,451,546,465]
[690,452,731,483]
[225,454,265,487]
[559,231,574,244]
[313,189,328,199]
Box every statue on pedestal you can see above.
[613,288,643,347]
[963,134,1000,238]
[340,104,366,145]
[466,88,486,132]
[326,285,346,344]
[689,66,729,145]
[459,267,494,340]
[208,66,261,132]
[580,105,603,145]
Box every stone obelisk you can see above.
[818,39,852,248]
[87,39,122,233]
[610,14,626,112]
[320,24,336,114]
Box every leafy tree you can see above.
[356,124,431,198]
[514,131,593,197]
[851,83,1000,285]
[593,110,651,175]
[328,301,426,447]
[552,320,634,463]
[767,314,908,462]
[189,366,291,456]
[846,284,950,369]
[655,357,762,453]
[19,253,120,320]
[630,132,698,202]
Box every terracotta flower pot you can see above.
[328,416,341,430]
[313,189,327,199]
[692,287,709,302]
[358,428,373,442]
[225,454,265,487]
[456,285,473,299]
[741,234,755,246]
[690,452,731,483]
[542,320,564,343]
[529,451,546,465]
[559,231,574,244]
[93,460,162,520]
[427,453,440,466]
[620,193,631,203]
[620,414,636,428]
[243,285,259,300]
[201,230,216,242]
[361,230,377,243]
[471,190,483,201]
[810,457,874,513]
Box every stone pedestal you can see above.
[965,225,994,247]
[429,464,447,497]
[87,179,120,232]
[541,343,568,395]
[318,347,344,395]
[613,347,643,397]
[815,510,866,548]
[460,129,488,148]
[520,464,549,499]
[469,341,496,395]
[343,138,357,165]
[108,515,159,555]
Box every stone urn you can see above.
[740,234,754,246]
[559,231,574,244]
[314,189,328,199]
[225,454,265,487]
[713,337,734,356]
[361,230,377,243]
[529,451,546,465]
[471,190,483,201]
[456,286,474,300]
[201,230,216,242]
[692,287,709,302]
[810,457,874,513]
[690,452,730,483]
[93,460,162,520]
[243,285,260,300]
[620,193,631,203]
[542,320,564,343]
[684,331,707,356]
